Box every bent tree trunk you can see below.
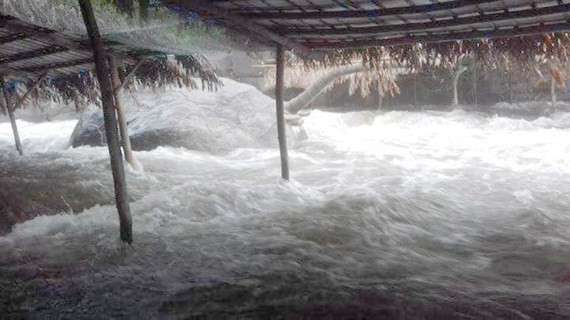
[452,66,468,106]
[285,64,367,115]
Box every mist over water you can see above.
[2,108,570,318]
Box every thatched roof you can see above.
[157,1,570,50]
[0,0,227,110]
[3,0,570,111]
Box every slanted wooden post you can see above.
[0,76,23,155]
[109,55,137,170]
[78,0,133,244]
[275,44,289,181]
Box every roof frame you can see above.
[277,3,570,37]
[233,0,501,20]
[0,45,69,65]
[166,0,570,53]
[310,21,570,49]
[162,0,311,54]
[16,58,94,73]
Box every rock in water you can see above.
[69,78,298,154]
[70,105,107,147]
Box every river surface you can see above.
[1,109,570,319]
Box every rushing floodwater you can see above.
[1,109,570,319]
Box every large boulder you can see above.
[70,106,107,147]
[70,78,300,154]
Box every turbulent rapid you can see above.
[2,105,570,318]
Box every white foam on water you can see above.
[1,96,570,318]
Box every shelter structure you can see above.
[0,3,217,243]
[2,0,570,243]
[162,0,570,50]
[163,0,570,181]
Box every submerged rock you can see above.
[70,78,300,154]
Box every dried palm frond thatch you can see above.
[7,56,222,110]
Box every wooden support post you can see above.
[0,76,23,155]
[472,63,477,107]
[275,44,289,181]
[550,76,558,111]
[109,55,137,170]
[413,71,418,108]
[78,0,133,244]
[377,86,383,110]
[471,52,479,108]
[508,71,513,103]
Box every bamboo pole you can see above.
[78,0,133,244]
[0,76,23,155]
[109,55,137,170]
[275,44,289,181]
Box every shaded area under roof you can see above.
[2,0,570,79]
[162,0,570,51]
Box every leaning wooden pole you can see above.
[275,44,290,181]
[109,55,137,170]
[0,76,23,155]
[78,0,133,244]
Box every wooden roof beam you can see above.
[0,46,69,65]
[16,58,93,73]
[0,15,90,52]
[236,0,501,20]
[211,0,373,12]
[0,14,140,64]
[278,3,570,36]
[0,66,35,79]
[0,33,29,44]
[308,22,570,49]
